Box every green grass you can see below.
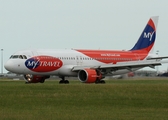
[0,79,168,120]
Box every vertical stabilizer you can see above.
[130,16,159,52]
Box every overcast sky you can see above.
[1,0,168,73]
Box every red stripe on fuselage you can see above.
[75,45,153,64]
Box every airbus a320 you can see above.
[4,16,168,84]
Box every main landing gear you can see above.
[58,76,105,84]
[59,76,69,84]
[95,79,105,84]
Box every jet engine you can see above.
[78,69,102,83]
[24,74,50,83]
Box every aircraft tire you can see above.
[100,80,105,84]
[40,79,45,83]
[59,80,64,84]
[95,80,105,84]
[59,80,69,84]
[65,80,69,84]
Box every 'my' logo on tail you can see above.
[143,31,155,41]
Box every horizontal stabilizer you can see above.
[146,56,168,60]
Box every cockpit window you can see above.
[23,55,27,59]
[19,55,23,59]
[10,55,27,59]
[10,55,13,59]
[12,55,19,59]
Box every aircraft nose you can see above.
[4,60,14,72]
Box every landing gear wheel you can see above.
[95,80,100,84]
[100,80,105,84]
[40,79,45,83]
[59,79,69,84]
[65,80,69,84]
[95,80,105,84]
[59,80,64,84]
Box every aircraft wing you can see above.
[71,60,168,72]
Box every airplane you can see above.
[4,16,168,84]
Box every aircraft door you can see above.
[134,54,140,61]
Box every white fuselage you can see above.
[5,49,149,77]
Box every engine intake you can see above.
[78,69,102,83]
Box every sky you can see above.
[1,0,168,73]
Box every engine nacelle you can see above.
[24,74,50,83]
[78,69,102,83]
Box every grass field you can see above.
[0,78,168,120]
